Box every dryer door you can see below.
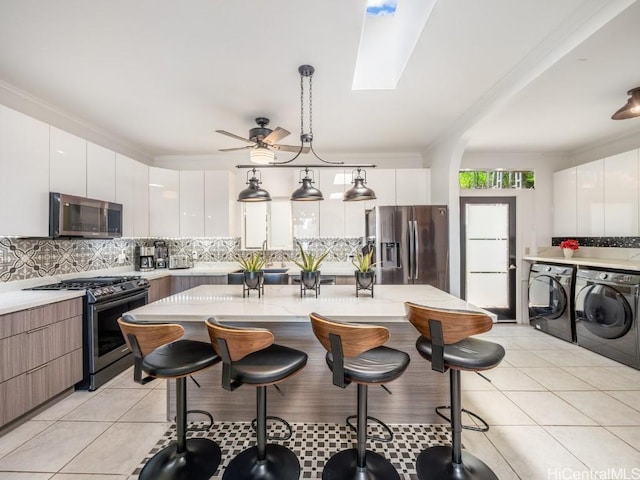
[529,275,567,319]
[575,284,632,339]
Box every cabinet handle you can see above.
[26,362,50,375]
[26,325,49,334]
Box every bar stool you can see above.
[205,317,307,480]
[404,303,505,480]
[117,315,222,480]
[309,312,410,480]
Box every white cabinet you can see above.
[243,202,267,249]
[205,171,236,237]
[319,169,346,237]
[179,171,204,237]
[269,199,293,250]
[292,168,320,238]
[149,167,180,237]
[132,161,149,237]
[576,159,604,236]
[49,126,86,197]
[552,167,577,237]
[0,105,50,237]
[604,150,639,236]
[87,142,115,201]
[396,168,430,205]
[363,168,396,210]
[115,154,135,236]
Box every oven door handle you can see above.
[90,290,148,313]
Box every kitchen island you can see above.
[125,284,494,424]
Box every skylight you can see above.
[366,0,398,16]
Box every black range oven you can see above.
[26,276,149,390]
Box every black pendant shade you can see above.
[612,87,640,120]
[344,168,376,202]
[237,169,271,202]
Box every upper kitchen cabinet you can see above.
[115,154,135,236]
[604,150,639,236]
[576,159,604,236]
[318,169,345,237]
[86,142,115,202]
[149,167,180,237]
[205,171,236,237]
[363,168,396,210]
[0,105,50,237]
[132,161,149,237]
[179,170,204,237]
[292,168,320,238]
[552,167,577,237]
[49,126,86,197]
[396,168,430,205]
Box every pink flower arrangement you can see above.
[559,239,579,251]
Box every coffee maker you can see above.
[153,240,169,269]
[135,246,155,272]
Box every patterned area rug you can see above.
[134,421,453,479]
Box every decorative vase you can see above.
[355,270,375,289]
[301,270,319,289]
[243,270,263,289]
[562,248,574,259]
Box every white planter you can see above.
[562,248,574,258]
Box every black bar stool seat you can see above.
[310,312,410,480]
[405,303,505,480]
[206,317,307,480]
[118,315,222,480]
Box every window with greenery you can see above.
[459,170,535,189]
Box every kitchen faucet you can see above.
[262,240,273,267]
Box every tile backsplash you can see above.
[0,236,363,283]
[551,237,640,248]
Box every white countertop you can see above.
[125,284,495,323]
[0,289,85,315]
[523,246,640,271]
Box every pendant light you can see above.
[237,168,271,202]
[612,87,640,120]
[291,168,324,201]
[344,167,377,202]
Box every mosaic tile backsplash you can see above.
[551,237,640,248]
[0,236,363,283]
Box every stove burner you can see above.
[25,275,149,303]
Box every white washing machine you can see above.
[574,268,640,369]
[528,263,575,343]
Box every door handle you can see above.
[509,264,517,270]
[413,220,419,280]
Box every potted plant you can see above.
[236,252,265,289]
[291,242,329,290]
[352,250,376,290]
[559,239,579,258]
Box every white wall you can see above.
[569,130,640,167]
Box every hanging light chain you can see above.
[300,72,305,136]
[308,72,313,136]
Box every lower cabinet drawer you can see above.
[0,374,29,426]
[26,348,83,408]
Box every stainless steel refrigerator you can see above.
[365,206,449,291]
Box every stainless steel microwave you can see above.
[49,192,123,238]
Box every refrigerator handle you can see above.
[413,220,419,280]
[407,220,414,280]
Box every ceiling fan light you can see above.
[250,146,275,164]
[611,87,640,120]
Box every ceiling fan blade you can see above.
[219,146,253,152]
[215,130,254,143]
[272,144,311,153]
[263,127,290,145]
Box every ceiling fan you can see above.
[216,117,310,155]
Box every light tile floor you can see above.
[0,324,639,480]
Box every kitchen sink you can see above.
[228,268,290,285]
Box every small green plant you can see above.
[236,252,265,272]
[352,250,376,273]
[291,242,329,272]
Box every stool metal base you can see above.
[222,444,300,480]
[139,438,221,480]
[322,448,400,480]
[415,446,498,480]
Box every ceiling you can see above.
[0,0,639,161]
